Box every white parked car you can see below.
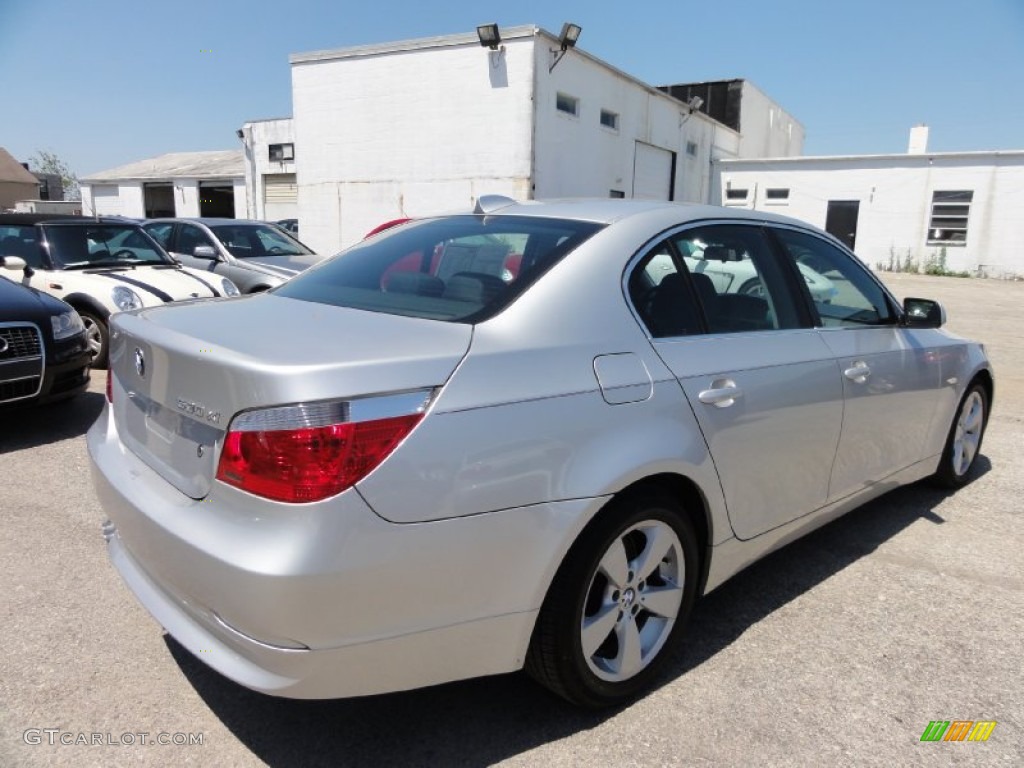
[0,214,239,367]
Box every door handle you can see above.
[698,378,743,408]
[843,361,871,384]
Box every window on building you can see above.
[725,189,748,200]
[686,141,698,157]
[609,190,625,198]
[556,92,579,117]
[928,190,973,245]
[269,143,295,162]
[765,188,790,202]
[600,109,619,130]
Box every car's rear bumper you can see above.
[103,526,537,698]
[87,404,602,698]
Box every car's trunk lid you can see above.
[109,293,471,499]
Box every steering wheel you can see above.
[112,249,136,260]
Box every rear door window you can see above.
[629,224,805,337]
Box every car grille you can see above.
[0,324,44,404]
[0,326,42,360]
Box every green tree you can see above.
[29,150,81,201]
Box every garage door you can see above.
[264,174,297,221]
[632,142,674,200]
[91,185,122,215]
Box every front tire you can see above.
[79,311,109,369]
[526,493,698,708]
[931,382,988,488]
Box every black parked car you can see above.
[0,268,91,407]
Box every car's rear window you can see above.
[274,215,603,322]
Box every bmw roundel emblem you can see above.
[134,347,146,378]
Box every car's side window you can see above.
[176,225,213,256]
[144,223,173,249]
[628,241,704,338]
[771,228,895,327]
[628,225,804,338]
[0,225,44,268]
[670,225,803,334]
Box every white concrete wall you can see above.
[243,118,296,220]
[715,154,1024,276]
[531,43,735,204]
[735,81,804,158]
[232,179,248,220]
[83,182,145,217]
[173,179,200,217]
[292,38,535,254]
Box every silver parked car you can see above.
[89,198,992,708]
[143,218,323,293]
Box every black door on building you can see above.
[825,200,860,251]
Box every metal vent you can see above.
[0,325,42,361]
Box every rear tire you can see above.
[526,492,698,708]
[931,382,988,488]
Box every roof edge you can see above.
[716,149,1024,165]
[290,25,540,64]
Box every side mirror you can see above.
[193,245,219,260]
[903,297,946,329]
[1,255,27,271]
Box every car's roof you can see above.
[472,198,812,229]
[146,218,269,226]
[0,213,142,227]
[0,213,85,225]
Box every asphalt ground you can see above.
[1,272,1021,767]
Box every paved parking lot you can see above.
[1,273,1021,767]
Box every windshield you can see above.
[209,224,313,258]
[43,224,173,268]
[274,215,603,322]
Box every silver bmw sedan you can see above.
[88,197,992,708]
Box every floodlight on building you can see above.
[549,23,582,72]
[477,23,501,50]
[558,23,582,50]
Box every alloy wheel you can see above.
[952,390,984,476]
[580,520,684,682]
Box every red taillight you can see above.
[216,413,423,503]
[106,368,113,403]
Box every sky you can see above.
[1,0,1022,177]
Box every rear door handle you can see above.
[843,361,871,384]
[698,378,742,408]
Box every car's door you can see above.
[768,226,945,499]
[167,223,223,276]
[631,223,844,540]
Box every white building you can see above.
[288,26,801,254]
[714,131,1024,277]
[80,151,246,219]
[658,79,804,159]
[238,118,297,222]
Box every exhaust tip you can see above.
[101,519,117,542]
